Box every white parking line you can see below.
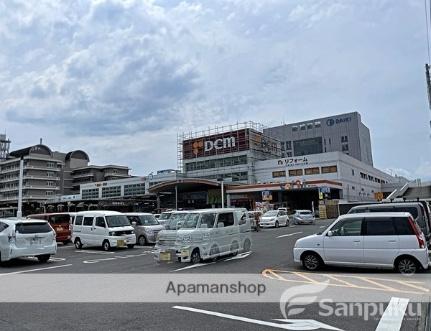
[224,252,252,261]
[74,250,114,255]
[276,232,303,239]
[375,297,409,331]
[319,226,326,228]
[172,262,216,272]
[0,264,73,276]
[173,306,342,330]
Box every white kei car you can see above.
[294,212,429,274]
[0,218,57,263]
[260,210,289,228]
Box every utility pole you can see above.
[17,158,24,218]
[425,64,431,110]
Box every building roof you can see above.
[9,144,52,158]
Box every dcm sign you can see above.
[182,129,250,159]
[204,137,236,152]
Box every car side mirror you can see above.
[131,221,137,226]
[327,231,333,237]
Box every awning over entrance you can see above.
[149,178,233,194]
[225,179,342,194]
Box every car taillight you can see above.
[408,217,425,249]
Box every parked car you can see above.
[27,213,73,244]
[260,210,289,228]
[72,211,136,251]
[176,208,252,264]
[0,218,57,263]
[294,212,429,274]
[247,211,262,231]
[154,211,191,261]
[348,202,431,246]
[157,211,174,227]
[292,210,315,225]
[124,213,164,246]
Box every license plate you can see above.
[181,250,189,257]
[117,240,125,247]
[160,252,171,261]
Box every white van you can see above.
[72,211,136,251]
[176,208,252,264]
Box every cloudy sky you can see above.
[0,0,430,179]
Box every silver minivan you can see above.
[124,213,164,246]
[176,208,252,264]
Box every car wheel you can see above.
[37,254,50,263]
[396,257,418,274]
[190,249,201,264]
[275,221,279,228]
[243,239,251,252]
[230,242,239,256]
[285,219,289,227]
[102,240,111,252]
[138,235,147,246]
[74,238,83,249]
[127,244,135,249]
[302,252,322,271]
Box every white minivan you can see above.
[294,213,429,274]
[0,218,57,263]
[72,211,136,251]
[176,208,252,264]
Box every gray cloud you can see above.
[0,0,430,179]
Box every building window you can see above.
[300,124,306,131]
[124,183,146,196]
[101,186,121,198]
[46,181,56,187]
[352,169,355,176]
[286,152,293,157]
[342,144,349,152]
[352,186,355,190]
[341,136,349,143]
[293,137,323,156]
[280,142,285,151]
[82,188,99,199]
[272,171,286,178]
[47,162,56,168]
[321,165,338,174]
[307,123,313,130]
[289,169,303,177]
[304,167,320,175]
[292,126,298,132]
[285,141,292,150]
[315,121,321,128]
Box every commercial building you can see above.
[0,140,131,217]
[226,152,397,211]
[180,122,281,183]
[263,112,373,166]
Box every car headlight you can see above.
[109,232,114,236]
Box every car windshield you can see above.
[15,222,52,234]
[166,213,189,230]
[264,211,278,217]
[181,214,200,229]
[159,212,172,220]
[106,215,131,228]
[138,215,159,225]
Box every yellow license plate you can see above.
[181,250,189,257]
[160,252,171,261]
[117,240,125,247]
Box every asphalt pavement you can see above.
[0,219,428,331]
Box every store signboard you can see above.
[262,190,272,201]
[183,129,250,160]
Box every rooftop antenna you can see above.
[40,138,43,145]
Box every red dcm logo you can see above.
[192,140,204,156]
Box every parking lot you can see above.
[0,219,429,331]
